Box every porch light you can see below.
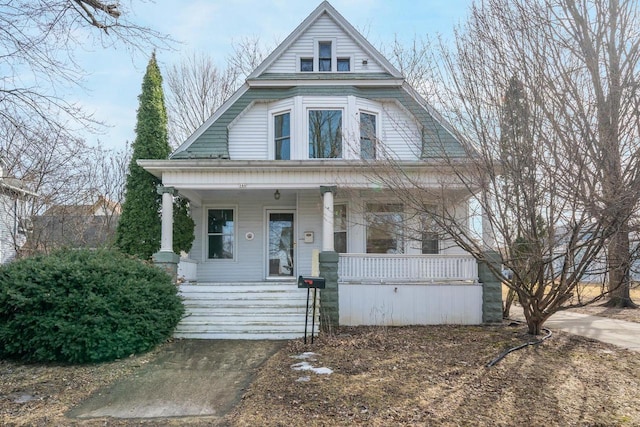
[274,189,281,200]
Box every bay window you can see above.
[274,112,290,160]
[309,109,342,158]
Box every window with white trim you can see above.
[274,112,290,160]
[366,203,404,254]
[337,57,350,72]
[334,204,347,253]
[318,41,332,72]
[421,205,440,254]
[360,112,377,159]
[207,208,235,259]
[308,109,342,158]
[300,57,313,72]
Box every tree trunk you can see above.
[606,222,637,308]
[503,288,517,318]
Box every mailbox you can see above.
[297,275,326,289]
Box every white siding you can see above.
[339,283,483,325]
[226,97,423,162]
[190,190,323,282]
[379,101,422,161]
[228,102,269,160]
[296,191,323,276]
[268,14,386,74]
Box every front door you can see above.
[267,211,295,278]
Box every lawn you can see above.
[2,324,640,426]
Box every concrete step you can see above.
[174,330,309,340]
[175,282,320,340]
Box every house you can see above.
[0,161,36,263]
[139,1,502,339]
[27,195,121,253]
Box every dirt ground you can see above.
[2,322,640,426]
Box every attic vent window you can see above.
[319,41,332,71]
[300,58,313,72]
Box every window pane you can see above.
[309,110,342,158]
[421,206,439,254]
[334,231,347,253]
[208,209,234,259]
[334,204,347,253]
[366,204,403,254]
[300,58,313,72]
[319,42,331,57]
[319,42,331,71]
[274,112,290,160]
[337,58,350,72]
[422,232,439,254]
[360,113,376,159]
[319,59,331,72]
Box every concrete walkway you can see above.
[68,339,284,420]
[510,306,640,352]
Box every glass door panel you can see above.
[268,212,295,277]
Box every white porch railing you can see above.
[338,254,479,283]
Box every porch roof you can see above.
[138,159,475,208]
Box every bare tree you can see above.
[366,0,640,334]
[165,53,237,147]
[0,116,129,255]
[536,0,640,308]
[164,37,272,147]
[0,0,172,142]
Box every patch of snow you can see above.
[296,376,311,382]
[291,361,333,375]
[291,352,317,360]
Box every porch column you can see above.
[319,185,339,331]
[159,186,177,252]
[153,185,180,282]
[320,186,336,251]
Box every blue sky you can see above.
[74,0,472,151]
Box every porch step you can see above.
[175,282,321,340]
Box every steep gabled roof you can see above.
[247,1,402,80]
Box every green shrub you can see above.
[0,249,184,364]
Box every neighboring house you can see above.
[139,1,500,339]
[0,162,36,263]
[28,196,121,253]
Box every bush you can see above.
[0,249,184,364]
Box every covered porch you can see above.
[138,159,499,336]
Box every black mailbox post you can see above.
[298,275,325,343]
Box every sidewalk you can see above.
[509,306,640,352]
[68,339,284,420]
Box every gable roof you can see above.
[170,1,468,161]
[247,1,402,80]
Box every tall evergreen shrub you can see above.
[116,52,194,259]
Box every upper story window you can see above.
[207,208,235,259]
[309,109,342,158]
[274,112,290,160]
[337,58,350,72]
[360,112,377,159]
[300,58,313,72]
[318,41,332,71]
